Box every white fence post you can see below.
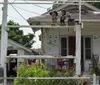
[93,74,96,85]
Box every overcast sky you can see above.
[0,0,52,49]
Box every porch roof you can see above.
[27,2,100,32]
[28,3,100,21]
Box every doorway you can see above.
[68,36,75,68]
[61,36,84,71]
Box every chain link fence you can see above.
[5,56,93,85]
[6,77,91,85]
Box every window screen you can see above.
[61,38,67,56]
[85,38,91,59]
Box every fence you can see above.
[1,77,90,85]
[0,54,99,85]
[0,74,98,85]
[0,55,98,85]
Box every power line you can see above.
[33,4,47,9]
[0,5,26,20]
[10,3,27,22]
[23,0,48,9]
[13,5,40,15]
[7,14,24,20]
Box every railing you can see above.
[0,75,99,85]
[6,55,75,59]
[0,77,91,85]
[0,74,98,85]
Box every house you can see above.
[27,1,100,73]
[0,39,34,77]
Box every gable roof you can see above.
[43,2,100,15]
[27,1,100,32]
[28,2,100,21]
[8,39,33,53]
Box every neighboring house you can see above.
[27,1,100,72]
[32,48,41,54]
[0,39,34,77]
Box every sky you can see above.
[0,0,52,49]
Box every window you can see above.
[61,38,67,56]
[7,50,17,56]
[85,38,91,59]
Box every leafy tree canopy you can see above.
[0,20,35,48]
[89,3,100,9]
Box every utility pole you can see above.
[0,0,8,85]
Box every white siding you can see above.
[43,29,60,68]
[43,29,60,56]
[17,49,24,62]
[24,50,33,55]
[84,60,91,71]
[93,36,100,64]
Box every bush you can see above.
[14,63,81,85]
[14,63,49,85]
[90,64,100,76]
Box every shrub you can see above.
[14,63,81,85]
[14,63,49,85]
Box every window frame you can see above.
[60,36,68,56]
[84,37,92,60]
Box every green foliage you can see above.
[0,20,35,48]
[39,34,42,41]
[90,64,100,76]
[48,69,81,85]
[89,3,100,9]
[17,63,49,77]
[14,63,49,85]
[14,63,81,85]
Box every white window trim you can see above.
[83,36,93,61]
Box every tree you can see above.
[0,20,35,48]
[89,3,100,9]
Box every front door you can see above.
[68,36,75,56]
[68,37,75,68]
[61,36,84,71]
[68,36,84,71]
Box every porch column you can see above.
[75,25,81,76]
[0,0,8,85]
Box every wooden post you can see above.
[75,25,81,76]
[75,0,82,76]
